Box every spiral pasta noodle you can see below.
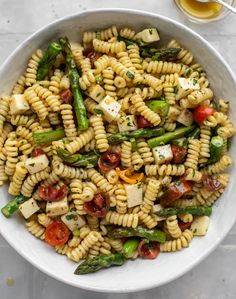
[185,139,201,170]
[138,210,157,229]
[8,161,28,195]
[106,211,139,228]
[115,183,127,214]
[102,67,116,97]
[145,164,186,177]
[65,127,94,154]
[53,158,88,180]
[136,138,154,165]
[25,49,43,86]
[178,213,193,223]
[217,119,236,138]
[12,75,26,94]
[25,220,45,240]
[142,60,191,76]
[4,132,18,176]
[93,39,126,54]
[94,55,110,74]
[24,87,48,121]
[81,182,97,202]
[104,169,119,185]
[141,179,160,214]
[0,96,10,133]
[120,27,136,39]
[33,83,61,112]
[180,88,213,109]
[201,155,232,175]
[90,115,109,152]
[70,179,85,215]
[104,237,123,253]
[185,168,202,182]
[166,215,182,239]
[60,104,77,140]
[121,141,132,168]
[199,126,211,165]
[49,69,64,94]
[87,168,113,194]
[160,229,193,252]
[131,94,161,126]
[21,167,50,197]
[87,215,100,231]
[37,213,53,227]
[131,151,144,171]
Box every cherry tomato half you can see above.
[98,151,121,171]
[59,89,73,104]
[32,147,46,157]
[202,175,222,192]
[160,179,192,207]
[178,220,193,232]
[193,105,216,125]
[38,185,68,201]
[171,144,187,164]
[84,192,110,218]
[136,115,152,128]
[45,221,70,246]
[138,240,160,259]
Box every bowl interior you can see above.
[0,9,236,293]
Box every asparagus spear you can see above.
[108,127,165,145]
[155,206,212,218]
[56,148,99,167]
[141,47,181,61]
[74,253,126,274]
[108,226,166,243]
[122,239,139,258]
[37,41,62,80]
[1,195,29,217]
[147,125,195,148]
[187,127,200,139]
[59,37,89,131]
[33,129,65,144]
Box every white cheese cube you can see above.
[99,95,121,123]
[177,109,194,126]
[61,210,86,231]
[10,94,30,115]
[46,197,69,217]
[190,216,210,236]
[152,144,173,164]
[152,204,167,221]
[135,28,160,43]
[117,115,137,132]
[176,77,200,100]
[125,183,143,208]
[19,198,40,219]
[88,84,105,103]
[25,155,49,174]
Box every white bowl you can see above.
[0,8,236,293]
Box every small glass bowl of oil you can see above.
[174,0,236,23]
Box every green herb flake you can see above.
[65,213,76,221]
[126,71,135,79]
[96,92,101,98]
[29,163,35,167]
[149,29,153,35]
[192,79,198,86]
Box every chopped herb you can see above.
[73,229,80,237]
[96,92,101,97]
[93,108,104,115]
[193,228,197,234]
[65,213,76,221]
[29,163,35,167]
[126,71,135,79]
[149,29,153,35]
[184,68,191,77]
[192,79,198,86]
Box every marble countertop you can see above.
[1,1,236,298]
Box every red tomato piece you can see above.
[98,151,121,171]
[84,192,110,218]
[202,175,222,192]
[59,89,73,104]
[160,179,192,207]
[45,221,70,246]
[136,115,152,128]
[193,105,216,125]
[178,220,193,232]
[32,147,46,157]
[171,144,187,164]
[138,240,160,259]
[83,48,101,66]
[38,185,68,201]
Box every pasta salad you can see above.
[0,25,235,274]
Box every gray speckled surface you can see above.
[0,1,236,298]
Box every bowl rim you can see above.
[1,7,236,293]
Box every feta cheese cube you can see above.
[177,109,194,126]
[99,95,121,122]
[88,84,105,103]
[61,210,86,231]
[191,216,210,236]
[176,77,200,100]
[124,183,143,208]
[10,94,30,115]
[135,28,160,43]
[117,115,137,132]
[19,198,40,219]
[152,144,173,164]
[46,197,69,217]
[25,155,49,174]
